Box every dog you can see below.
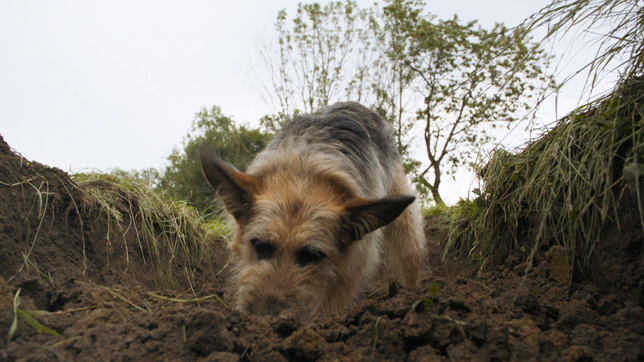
[200,102,427,318]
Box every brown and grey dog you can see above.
[200,102,427,318]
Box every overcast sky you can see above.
[0,1,610,203]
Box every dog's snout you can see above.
[247,294,291,317]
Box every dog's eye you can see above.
[250,239,276,260]
[296,246,326,267]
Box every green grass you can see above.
[421,203,451,217]
[442,77,644,277]
[71,171,224,289]
[8,288,63,344]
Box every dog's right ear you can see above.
[340,195,415,243]
[199,151,257,222]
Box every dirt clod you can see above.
[187,310,234,355]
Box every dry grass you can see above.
[71,171,222,289]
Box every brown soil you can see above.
[1,133,643,362]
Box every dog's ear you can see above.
[340,195,415,243]
[200,151,257,222]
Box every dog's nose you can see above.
[248,294,290,317]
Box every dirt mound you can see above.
[1,134,643,361]
[0,134,225,294]
[0,136,143,290]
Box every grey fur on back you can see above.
[248,102,402,199]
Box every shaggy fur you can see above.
[200,102,427,318]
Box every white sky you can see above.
[0,1,614,204]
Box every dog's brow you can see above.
[290,199,303,216]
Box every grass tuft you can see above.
[70,171,222,289]
[443,77,644,277]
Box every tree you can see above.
[358,2,426,197]
[255,0,553,204]
[383,0,553,204]
[253,0,373,131]
[253,0,416,138]
[157,106,271,212]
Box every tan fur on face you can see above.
[230,160,373,317]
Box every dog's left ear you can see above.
[340,195,415,243]
[199,151,257,222]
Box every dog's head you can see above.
[200,152,414,317]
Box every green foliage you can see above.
[256,0,553,204]
[411,283,440,312]
[254,0,371,124]
[421,202,450,217]
[203,217,233,245]
[8,288,62,344]
[444,77,644,273]
[109,167,160,189]
[443,0,644,271]
[157,106,272,212]
[383,0,554,204]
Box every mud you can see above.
[1,134,643,362]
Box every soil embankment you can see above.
[1,134,642,361]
